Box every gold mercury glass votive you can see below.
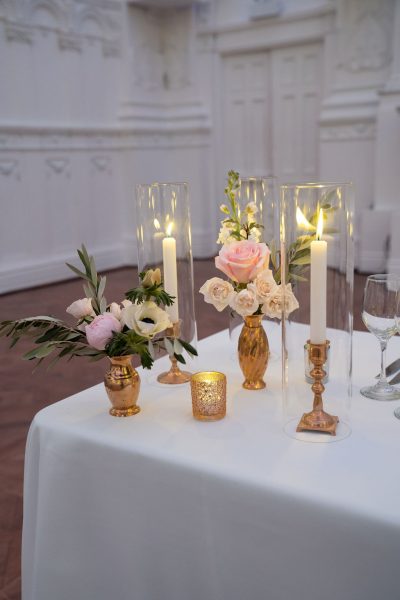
[191,371,227,421]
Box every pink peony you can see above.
[85,313,122,351]
[215,241,270,284]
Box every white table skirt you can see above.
[22,327,400,600]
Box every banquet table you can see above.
[22,327,400,600]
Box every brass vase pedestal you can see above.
[297,340,338,435]
[157,322,192,384]
[104,355,141,417]
[238,314,269,390]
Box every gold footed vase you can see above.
[238,314,269,390]
[104,355,141,417]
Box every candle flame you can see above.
[316,209,324,240]
[296,207,315,231]
[154,218,161,230]
[166,222,174,236]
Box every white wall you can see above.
[1,0,399,294]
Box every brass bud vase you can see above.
[238,314,269,390]
[104,355,141,417]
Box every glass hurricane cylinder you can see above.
[136,182,197,375]
[228,176,280,353]
[280,182,354,442]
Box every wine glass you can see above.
[361,274,400,401]
[394,292,400,418]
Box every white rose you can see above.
[109,302,122,320]
[142,268,161,288]
[199,277,235,312]
[121,299,132,308]
[230,287,259,318]
[66,298,94,320]
[262,283,299,320]
[121,300,172,339]
[249,269,278,302]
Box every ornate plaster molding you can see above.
[338,0,394,73]
[5,23,34,44]
[0,159,20,179]
[320,121,376,141]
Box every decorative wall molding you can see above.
[91,155,111,173]
[0,125,130,152]
[130,130,211,150]
[0,159,20,179]
[5,23,34,44]
[58,32,82,52]
[338,0,394,73]
[320,121,376,141]
[29,0,68,28]
[46,157,70,177]
[1,0,123,52]
[102,39,121,57]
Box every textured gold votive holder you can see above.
[191,371,226,422]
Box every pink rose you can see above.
[85,313,122,351]
[215,241,270,284]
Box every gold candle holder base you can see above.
[296,340,338,436]
[157,322,192,385]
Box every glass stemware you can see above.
[361,274,400,401]
[393,292,400,418]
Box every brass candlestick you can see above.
[296,340,338,435]
[157,322,192,384]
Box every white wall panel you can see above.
[221,52,270,176]
[272,43,322,183]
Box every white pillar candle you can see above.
[162,232,179,323]
[310,210,327,344]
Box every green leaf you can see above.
[289,272,308,283]
[164,337,174,356]
[98,276,106,299]
[66,263,90,282]
[100,297,107,313]
[290,255,311,266]
[173,339,183,354]
[89,257,97,286]
[23,345,54,360]
[174,353,186,365]
[178,339,198,357]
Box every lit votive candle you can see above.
[191,372,226,421]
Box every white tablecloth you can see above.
[22,327,400,600]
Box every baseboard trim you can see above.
[357,250,387,274]
[0,244,126,294]
[1,234,218,294]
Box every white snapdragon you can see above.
[217,223,235,245]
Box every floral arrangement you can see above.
[200,170,301,320]
[0,245,197,369]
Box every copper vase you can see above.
[104,355,141,417]
[238,315,269,390]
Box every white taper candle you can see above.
[162,234,179,323]
[310,210,327,344]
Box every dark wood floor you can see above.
[0,260,368,599]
